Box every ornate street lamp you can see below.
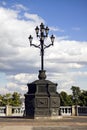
[25,23,60,118]
[28,23,55,71]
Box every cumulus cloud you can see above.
[50,26,64,32]
[45,40,87,66]
[0,6,42,74]
[24,12,45,24]
[72,27,80,31]
[12,4,28,11]
[1,1,6,6]
[0,4,87,94]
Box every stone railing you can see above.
[0,105,25,117]
[12,106,25,116]
[0,106,6,116]
[60,106,72,116]
[60,106,87,116]
[0,105,87,117]
[78,106,87,116]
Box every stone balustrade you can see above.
[60,106,72,116]
[0,106,6,116]
[0,105,87,117]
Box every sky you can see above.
[0,0,87,95]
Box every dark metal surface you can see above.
[25,74,60,118]
[25,23,59,118]
[28,23,55,71]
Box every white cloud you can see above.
[6,82,27,94]
[7,73,37,84]
[67,63,84,69]
[12,4,28,11]
[0,5,87,94]
[1,1,6,6]
[45,40,87,68]
[0,6,43,73]
[5,73,37,94]
[57,35,69,40]
[72,27,80,31]
[0,87,9,95]
[50,26,64,32]
[24,12,44,23]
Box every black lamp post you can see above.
[25,23,60,118]
[28,23,55,71]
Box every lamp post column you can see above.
[41,39,44,71]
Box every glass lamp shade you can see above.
[40,23,44,33]
[35,26,39,36]
[45,26,49,36]
[28,35,33,44]
[50,35,55,44]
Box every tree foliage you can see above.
[71,86,81,105]
[0,92,21,106]
[60,86,87,106]
[79,90,87,106]
[0,87,87,107]
[12,92,21,106]
[60,91,72,106]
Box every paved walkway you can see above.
[0,116,87,130]
[0,126,87,130]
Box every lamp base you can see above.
[38,70,46,80]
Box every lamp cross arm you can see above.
[44,43,53,49]
[30,43,40,49]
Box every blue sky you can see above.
[5,0,87,41]
[1,0,87,41]
[0,0,87,94]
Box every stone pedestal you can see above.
[25,70,60,118]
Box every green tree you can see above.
[60,91,72,106]
[79,90,87,106]
[11,92,21,106]
[0,94,3,106]
[2,93,12,106]
[0,92,21,106]
[71,86,81,105]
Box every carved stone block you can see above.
[37,85,47,93]
[35,98,49,108]
[35,109,49,116]
[50,98,60,108]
